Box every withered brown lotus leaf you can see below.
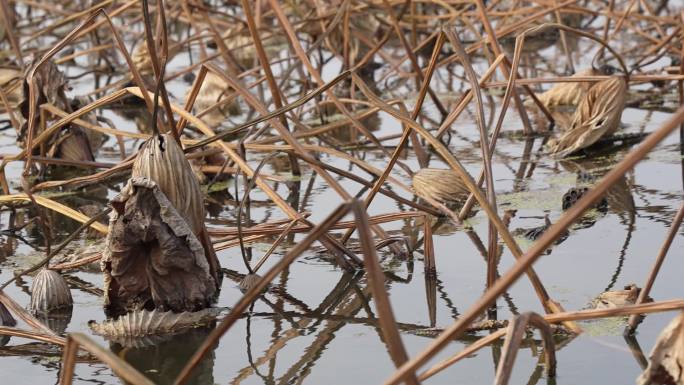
[547,76,628,158]
[88,307,222,348]
[102,177,217,316]
[412,168,470,204]
[638,312,684,385]
[28,268,73,314]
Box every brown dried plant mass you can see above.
[102,178,217,316]
[0,1,682,385]
[547,76,628,157]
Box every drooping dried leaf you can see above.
[102,177,218,316]
[189,71,241,127]
[28,268,73,314]
[638,312,684,385]
[412,168,470,204]
[88,307,223,348]
[547,76,628,157]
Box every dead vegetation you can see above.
[0,0,680,385]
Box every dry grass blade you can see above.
[0,194,108,233]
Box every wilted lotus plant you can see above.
[102,133,221,316]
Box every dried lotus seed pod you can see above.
[29,268,73,314]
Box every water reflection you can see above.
[110,327,217,385]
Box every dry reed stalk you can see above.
[352,74,564,318]
[626,202,684,334]
[59,333,154,385]
[381,99,684,385]
[0,194,108,233]
[493,312,556,385]
[172,200,418,385]
[339,30,446,244]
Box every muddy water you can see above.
[0,22,683,385]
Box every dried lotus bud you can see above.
[412,168,470,204]
[132,134,205,236]
[29,268,73,314]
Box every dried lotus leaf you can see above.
[28,268,73,314]
[88,307,222,348]
[102,177,218,316]
[638,312,684,385]
[412,168,470,204]
[529,68,600,109]
[547,76,627,158]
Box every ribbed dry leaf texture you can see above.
[89,307,222,347]
[29,268,73,314]
[412,168,470,203]
[547,76,627,157]
[132,134,205,235]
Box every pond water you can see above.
[0,4,683,385]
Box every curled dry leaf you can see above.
[132,133,221,287]
[88,307,223,348]
[28,268,73,314]
[547,76,628,157]
[102,177,219,316]
[412,168,470,204]
[638,312,684,385]
[189,71,241,127]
